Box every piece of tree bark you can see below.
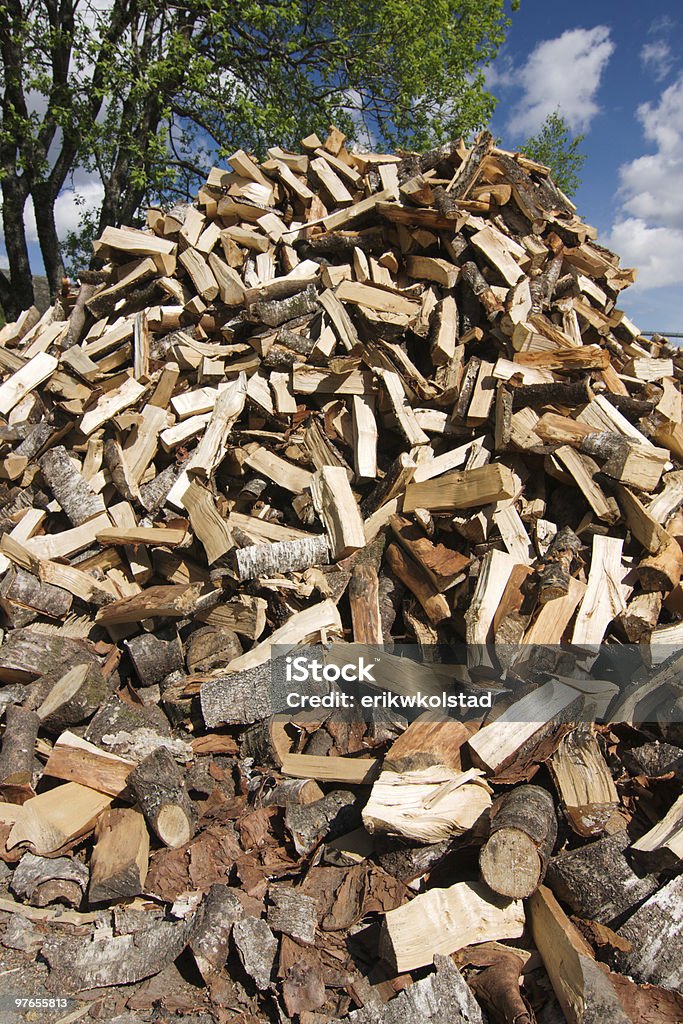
[614,875,683,991]
[189,883,244,981]
[479,785,557,899]
[233,915,278,989]
[127,746,196,848]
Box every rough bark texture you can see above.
[127,746,196,848]
[40,445,106,525]
[479,784,558,899]
[0,704,40,802]
[546,831,659,926]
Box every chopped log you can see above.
[631,792,683,868]
[88,807,149,903]
[6,782,112,856]
[0,705,40,803]
[379,880,524,972]
[127,746,196,848]
[0,565,72,622]
[385,541,450,624]
[42,912,195,993]
[44,731,135,796]
[348,537,384,643]
[36,662,109,732]
[235,535,329,580]
[529,886,633,1024]
[189,883,244,982]
[281,753,379,785]
[479,784,557,898]
[39,445,105,525]
[467,680,584,774]
[548,726,619,837]
[390,514,469,590]
[404,463,516,512]
[346,955,484,1024]
[311,464,365,559]
[126,632,184,687]
[95,583,201,625]
[572,535,626,646]
[546,830,658,926]
[362,766,491,843]
[181,479,233,564]
[616,875,683,990]
[10,850,89,908]
[200,663,273,726]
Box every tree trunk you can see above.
[32,182,66,297]
[0,176,34,318]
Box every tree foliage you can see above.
[520,111,586,199]
[0,0,518,317]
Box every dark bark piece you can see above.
[15,422,53,461]
[125,632,184,687]
[378,569,405,641]
[616,875,683,991]
[622,741,683,779]
[285,790,359,857]
[185,626,242,674]
[103,438,139,503]
[232,915,278,989]
[128,746,196,849]
[469,953,533,1024]
[0,704,40,802]
[546,831,658,926]
[42,912,196,992]
[349,536,385,644]
[344,954,484,1023]
[511,380,592,409]
[88,808,149,904]
[200,664,273,726]
[377,837,456,885]
[139,462,181,513]
[11,850,89,907]
[267,885,317,944]
[39,445,105,525]
[538,526,583,604]
[189,883,244,980]
[479,785,557,899]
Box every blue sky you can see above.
[488,0,683,333]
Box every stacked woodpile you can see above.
[0,127,682,1022]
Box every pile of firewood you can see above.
[0,127,682,1023]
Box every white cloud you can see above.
[640,41,675,82]
[609,219,683,289]
[607,73,683,293]
[507,27,614,137]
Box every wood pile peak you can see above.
[0,126,682,1022]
